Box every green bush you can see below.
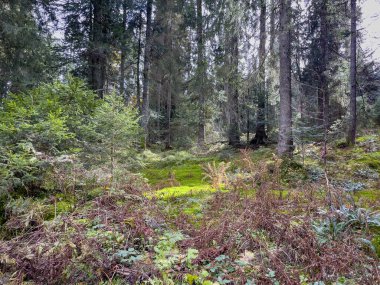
[0,77,141,215]
[0,77,98,153]
[0,142,40,195]
[84,93,140,174]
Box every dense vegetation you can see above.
[0,0,380,284]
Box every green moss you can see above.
[356,135,377,143]
[143,161,205,187]
[74,218,90,225]
[353,189,380,202]
[45,200,74,219]
[354,151,380,171]
[149,185,215,200]
[116,200,125,206]
[280,159,308,183]
[250,147,275,161]
[183,201,203,216]
[151,189,214,225]
[165,196,206,219]
[271,190,290,198]
[87,187,104,199]
[142,153,226,223]
[301,157,320,167]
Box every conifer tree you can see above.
[252,0,268,145]
[347,0,357,145]
[278,0,293,156]
[0,0,57,97]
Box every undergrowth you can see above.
[1,135,380,284]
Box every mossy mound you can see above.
[152,185,214,200]
[143,161,206,187]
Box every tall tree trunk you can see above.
[165,4,173,149]
[197,0,206,147]
[317,0,329,129]
[266,0,276,136]
[166,75,172,149]
[142,0,153,144]
[227,32,240,146]
[136,11,143,113]
[89,0,107,98]
[119,0,127,100]
[277,0,293,156]
[347,0,357,145]
[252,0,267,145]
[156,80,162,139]
[269,0,275,53]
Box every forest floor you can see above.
[138,132,380,283]
[1,133,380,284]
[143,134,380,223]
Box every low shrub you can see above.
[0,78,141,226]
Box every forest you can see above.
[0,0,380,284]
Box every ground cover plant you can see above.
[1,124,380,284]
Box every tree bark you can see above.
[347,0,357,145]
[227,32,240,146]
[266,0,277,136]
[142,0,153,144]
[277,0,293,156]
[197,0,206,147]
[166,75,172,149]
[119,0,127,100]
[317,0,329,128]
[165,2,173,149]
[89,0,107,98]
[269,0,275,53]
[252,0,268,145]
[136,10,143,113]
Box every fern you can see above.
[202,161,230,189]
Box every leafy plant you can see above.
[336,206,380,228]
[185,248,199,267]
[154,231,184,270]
[313,206,380,243]
[114,247,143,265]
[313,217,347,243]
[371,234,380,257]
[204,255,235,284]
[266,269,280,285]
[184,270,212,285]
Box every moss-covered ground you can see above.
[128,134,380,257]
[141,135,380,280]
[140,133,380,228]
[142,154,222,223]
